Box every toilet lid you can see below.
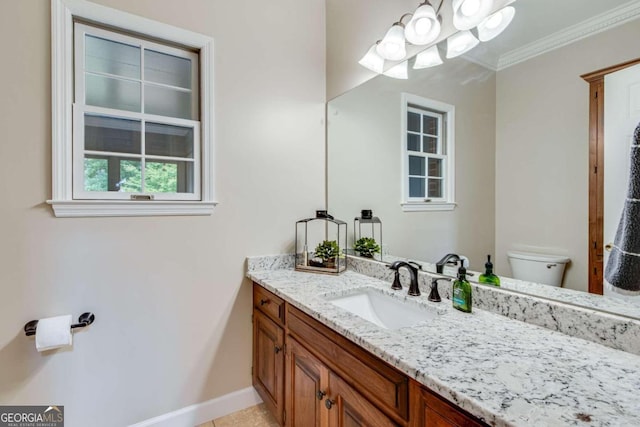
[507,251,570,264]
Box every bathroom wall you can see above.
[495,20,640,292]
[0,1,325,426]
[328,59,496,268]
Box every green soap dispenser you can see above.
[452,266,472,313]
[479,255,501,287]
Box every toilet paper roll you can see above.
[35,315,73,352]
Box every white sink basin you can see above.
[325,288,442,330]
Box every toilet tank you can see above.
[507,251,570,287]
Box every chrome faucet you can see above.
[389,261,420,296]
[435,253,463,274]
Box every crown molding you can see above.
[497,0,640,71]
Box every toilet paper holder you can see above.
[24,312,95,337]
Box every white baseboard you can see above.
[129,387,263,427]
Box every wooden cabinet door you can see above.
[409,381,485,427]
[327,371,399,427]
[285,336,329,427]
[253,309,285,425]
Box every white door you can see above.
[603,63,640,298]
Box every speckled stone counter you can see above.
[246,262,640,427]
[348,256,640,356]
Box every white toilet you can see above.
[507,251,571,287]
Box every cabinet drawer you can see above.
[254,283,285,326]
[287,305,409,422]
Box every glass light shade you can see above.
[477,6,515,41]
[383,61,408,79]
[446,30,480,58]
[452,0,494,30]
[404,4,441,45]
[376,24,407,61]
[413,45,443,69]
[358,43,385,73]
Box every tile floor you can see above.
[196,403,279,427]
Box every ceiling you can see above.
[463,0,639,69]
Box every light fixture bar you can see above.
[358,0,516,77]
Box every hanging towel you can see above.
[605,122,640,291]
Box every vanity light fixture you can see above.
[413,45,443,69]
[376,20,408,61]
[358,41,385,73]
[452,0,495,31]
[404,2,441,46]
[476,6,515,41]
[383,61,408,79]
[445,30,479,58]
[359,0,516,76]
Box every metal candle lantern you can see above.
[354,209,383,261]
[295,210,347,275]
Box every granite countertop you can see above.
[247,267,640,427]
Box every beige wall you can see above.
[495,21,640,291]
[328,60,496,270]
[0,1,325,426]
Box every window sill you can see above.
[47,200,218,218]
[401,202,456,212]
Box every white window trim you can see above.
[48,0,217,217]
[400,93,456,212]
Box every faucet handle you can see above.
[429,278,449,302]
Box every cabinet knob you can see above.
[605,243,613,252]
[325,398,335,410]
[274,345,282,354]
[316,390,326,400]
[260,299,269,306]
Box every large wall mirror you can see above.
[326,0,640,319]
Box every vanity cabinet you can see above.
[253,283,487,427]
[409,381,485,427]
[253,287,285,424]
[285,335,397,427]
[285,336,325,426]
[326,371,398,427]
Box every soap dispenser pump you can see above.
[479,255,500,287]
[452,266,472,313]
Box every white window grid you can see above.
[406,106,447,202]
[72,22,201,201]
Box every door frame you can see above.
[581,57,640,294]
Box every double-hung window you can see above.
[74,23,200,201]
[50,0,215,217]
[401,93,455,211]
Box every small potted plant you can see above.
[353,237,381,258]
[313,240,341,268]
